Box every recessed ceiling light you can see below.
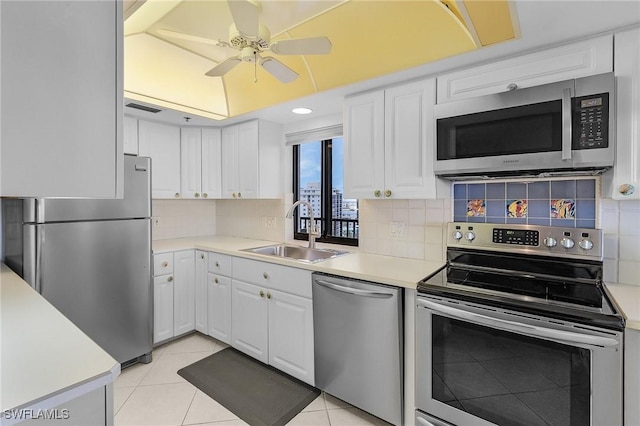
[292,107,313,115]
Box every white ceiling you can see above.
[124,0,640,129]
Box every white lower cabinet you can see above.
[153,250,195,344]
[195,251,208,334]
[231,257,315,385]
[207,252,233,344]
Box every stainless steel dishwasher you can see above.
[312,273,403,425]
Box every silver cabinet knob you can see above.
[453,231,463,241]
[267,292,272,299]
[465,231,476,242]
[238,192,242,198]
[579,239,594,251]
[384,190,392,198]
[161,261,169,268]
[374,190,381,198]
[200,253,205,260]
[175,193,180,198]
[259,290,265,298]
[214,278,219,284]
[560,238,575,249]
[167,275,173,283]
[215,261,220,268]
[263,272,269,279]
[544,237,557,248]
[195,192,200,198]
[232,193,237,198]
[203,193,208,198]
[507,83,518,91]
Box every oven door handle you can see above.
[417,298,619,348]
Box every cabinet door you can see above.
[344,91,385,199]
[268,289,315,385]
[154,274,174,344]
[194,251,208,334]
[231,280,268,363]
[237,121,260,199]
[208,273,232,344]
[221,126,240,199]
[139,121,181,199]
[180,128,202,199]
[123,116,139,155]
[1,0,123,198]
[201,128,222,199]
[173,250,195,336]
[611,28,640,200]
[384,79,437,199]
[437,34,613,103]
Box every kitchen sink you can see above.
[242,244,351,263]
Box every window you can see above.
[293,138,358,246]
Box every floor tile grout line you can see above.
[179,386,199,426]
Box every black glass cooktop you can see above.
[418,248,624,331]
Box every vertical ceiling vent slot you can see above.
[126,103,162,113]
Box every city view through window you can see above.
[295,138,358,243]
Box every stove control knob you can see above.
[560,237,575,249]
[465,231,476,242]
[452,231,463,241]
[543,237,557,248]
[579,239,594,251]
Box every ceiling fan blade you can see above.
[260,57,298,83]
[205,56,242,77]
[228,0,260,38]
[270,36,332,55]
[157,29,222,46]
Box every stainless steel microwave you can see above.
[434,72,615,179]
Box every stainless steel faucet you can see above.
[286,200,320,249]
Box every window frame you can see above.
[292,139,358,247]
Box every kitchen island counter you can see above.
[153,236,443,289]
[0,263,120,424]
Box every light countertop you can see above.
[1,264,120,415]
[153,236,443,289]
[606,282,640,331]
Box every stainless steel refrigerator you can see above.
[2,155,153,366]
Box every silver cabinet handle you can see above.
[562,87,573,161]
[167,276,174,283]
[215,261,220,267]
[161,261,168,268]
[315,279,393,299]
[200,253,205,260]
[417,298,619,349]
[195,192,200,198]
[263,272,269,279]
[214,278,219,284]
[203,193,208,198]
[175,192,181,198]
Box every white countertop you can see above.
[606,282,640,331]
[1,264,120,414]
[153,236,443,289]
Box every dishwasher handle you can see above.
[314,279,394,299]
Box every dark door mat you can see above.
[177,347,320,426]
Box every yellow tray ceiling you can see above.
[124,0,516,120]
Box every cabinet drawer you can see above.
[154,253,174,276]
[232,257,312,298]
[208,252,232,276]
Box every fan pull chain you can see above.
[254,52,258,83]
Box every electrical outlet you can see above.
[153,217,161,227]
[389,221,406,237]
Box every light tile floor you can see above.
[114,333,390,426]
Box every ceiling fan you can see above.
[158,0,332,83]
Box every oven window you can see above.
[437,100,562,160]
[432,315,590,426]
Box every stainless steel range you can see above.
[415,222,624,426]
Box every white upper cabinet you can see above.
[180,128,202,199]
[201,129,222,199]
[437,34,613,103]
[139,121,181,199]
[221,120,282,199]
[609,28,640,200]
[344,78,438,199]
[123,116,139,156]
[180,128,222,200]
[0,0,123,198]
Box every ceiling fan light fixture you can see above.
[292,107,313,115]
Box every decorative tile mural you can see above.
[453,178,597,228]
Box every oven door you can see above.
[416,294,622,426]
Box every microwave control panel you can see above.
[573,93,609,149]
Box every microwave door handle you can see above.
[562,87,572,160]
[417,298,619,349]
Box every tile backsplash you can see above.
[152,200,216,240]
[453,178,598,228]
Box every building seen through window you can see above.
[293,138,358,246]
